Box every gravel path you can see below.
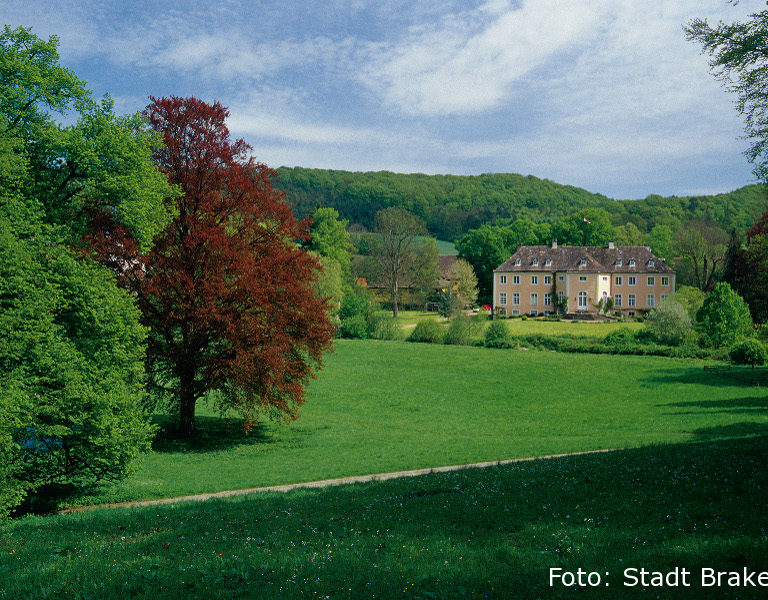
[60,447,628,514]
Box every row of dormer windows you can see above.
[510,257,656,268]
[499,274,670,286]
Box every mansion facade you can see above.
[492,242,675,317]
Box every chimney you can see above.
[552,239,558,249]
[608,241,614,249]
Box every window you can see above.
[558,290,565,299]
[660,294,667,303]
[615,259,622,266]
[545,258,552,266]
[615,276,622,286]
[602,276,608,282]
[579,275,587,282]
[647,294,655,308]
[497,307,506,316]
[628,259,636,267]
[514,258,521,266]
[499,292,507,305]
[530,310,538,316]
[647,276,655,286]
[577,291,588,310]
[511,309,519,316]
[579,258,587,266]
[530,293,538,306]
[513,275,520,285]
[628,294,636,307]
[628,311,636,317]
[648,259,654,267]
[532,258,539,266]
[661,276,669,286]
[558,275,564,281]
[628,276,636,286]
[544,275,552,285]
[499,275,507,284]
[513,293,520,305]
[544,293,553,306]
[531,275,538,285]
[614,294,622,307]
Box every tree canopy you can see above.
[138,96,334,436]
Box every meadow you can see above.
[2,436,766,599]
[55,339,768,508]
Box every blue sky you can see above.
[3,0,759,199]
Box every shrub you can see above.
[368,313,401,341]
[484,320,513,348]
[444,314,475,345]
[408,319,444,344]
[645,300,693,345]
[437,288,462,318]
[604,327,635,345]
[338,314,369,339]
[696,282,753,347]
[729,339,767,368]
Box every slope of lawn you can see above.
[57,339,768,508]
[2,436,766,599]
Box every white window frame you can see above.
[614,294,622,307]
[615,276,622,285]
[647,294,655,308]
[628,294,636,307]
[577,291,588,310]
[558,275,564,281]
[628,276,636,286]
[499,292,507,305]
[512,292,520,306]
[544,293,553,306]
[647,276,655,286]
[544,275,552,285]
[513,275,520,285]
[530,293,538,306]
[499,274,507,284]
[531,275,538,285]
[661,276,669,286]
[579,275,587,282]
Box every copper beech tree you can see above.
[137,96,334,435]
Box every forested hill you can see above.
[275,166,767,241]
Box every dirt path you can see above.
[60,447,629,514]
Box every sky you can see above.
[2,0,760,199]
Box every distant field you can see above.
[60,339,768,508]
[4,436,766,599]
[436,239,457,255]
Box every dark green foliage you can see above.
[437,287,461,318]
[604,327,636,346]
[696,282,753,347]
[645,300,694,346]
[729,339,767,368]
[407,319,444,344]
[484,320,513,348]
[276,167,767,245]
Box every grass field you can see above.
[54,339,768,508]
[2,436,766,599]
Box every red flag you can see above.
[583,217,590,223]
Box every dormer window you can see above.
[579,258,587,267]
[648,259,654,267]
[545,258,551,266]
[628,259,635,267]
[514,258,521,266]
[532,258,539,266]
[615,258,622,266]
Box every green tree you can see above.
[674,220,728,291]
[308,207,353,275]
[614,222,644,246]
[456,224,511,303]
[645,224,674,259]
[552,209,614,246]
[449,258,479,308]
[310,254,344,314]
[0,26,173,516]
[645,299,693,346]
[696,282,753,347]
[687,8,768,181]
[668,285,707,322]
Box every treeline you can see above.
[275,167,767,241]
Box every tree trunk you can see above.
[392,282,399,317]
[178,367,197,436]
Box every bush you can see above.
[444,314,475,345]
[338,314,369,339]
[696,282,753,347]
[407,319,444,344]
[645,300,693,346]
[368,313,401,341]
[729,339,767,368]
[604,327,635,346]
[484,320,513,348]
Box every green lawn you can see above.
[500,318,643,337]
[59,339,768,507]
[3,436,766,599]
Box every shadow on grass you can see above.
[664,395,768,415]
[150,415,277,453]
[689,421,768,440]
[645,366,768,388]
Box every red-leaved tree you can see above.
[138,96,334,435]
